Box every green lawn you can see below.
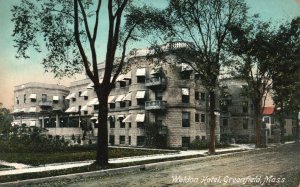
[0,148,175,166]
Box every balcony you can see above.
[39,100,53,107]
[145,77,166,89]
[145,100,167,111]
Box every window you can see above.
[200,92,205,101]
[182,137,190,147]
[109,103,115,109]
[263,116,270,123]
[53,100,58,104]
[119,136,125,144]
[30,94,37,103]
[182,88,190,103]
[128,123,131,128]
[137,136,145,146]
[128,101,132,107]
[16,97,19,104]
[94,105,99,111]
[109,116,115,128]
[201,136,206,141]
[182,112,190,127]
[195,91,199,100]
[137,76,145,83]
[137,99,145,106]
[78,105,81,112]
[137,122,144,128]
[72,97,76,102]
[84,96,88,100]
[180,72,191,80]
[243,102,248,113]
[223,118,228,127]
[24,94,26,103]
[195,113,199,122]
[42,94,47,102]
[120,101,126,108]
[109,135,115,145]
[128,136,131,145]
[243,118,248,129]
[78,91,82,97]
[195,73,200,80]
[119,117,125,128]
[120,81,126,88]
[201,114,205,123]
[84,111,88,115]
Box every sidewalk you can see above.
[0,144,255,177]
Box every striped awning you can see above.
[65,107,78,113]
[80,105,88,111]
[122,114,132,123]
[135,91,145,99]
[123,92,132,101]
[80,91,88,97]
[30,94,37,99]
[115,95,125,102]
[66,93,76,100]
[87,98,99,106]
[136,114,145,122]
[108,96,116,103]
[136,68,146,76]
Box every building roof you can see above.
[262,106,275,115]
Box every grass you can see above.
[0,154,203,184]
[0,165,12,170]
[0,147,176,166]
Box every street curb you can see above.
[0,149,252,187]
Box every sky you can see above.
[0,0,300,109]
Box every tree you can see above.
[0,103,13,134]
[271,17,300,143]
[151,0,247,154]
[11,0,158,167]
[227,16,300,147]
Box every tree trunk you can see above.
[95,91,109,167]
[254,107,262,148]
[279,113,285,144]
[295,113,299,143]
[209,90,216,154]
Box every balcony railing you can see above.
[145,77,166,88]
[145,100,167,111]
[39,100,53,107]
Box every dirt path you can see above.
[36,143,300,187]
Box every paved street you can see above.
[34,143,300,187]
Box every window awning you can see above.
[135,91,146,99]
[90,116,98,120]
[116,75,125,82]
[86,82,94,89]
[115,95,125,102]
[65,107,78,113]
[123,71,131,80]
[66,93,76,100]
[53,96,59,101]
[13,109,20,113]
[182,88,189,95]
[30,94,37,99]
[87,98,99,106]
[181,63,193,71]
[80,105,88,111]
[123,92,132,101]
[136,68,146,76]
[122,114,132,123]
[80,90,88,97]
[136,114,145,122]
[108,96,116,103]
[28,107,37,113]
[29,121,36,127]
[117,114,125,118]
[20,108,26,112]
